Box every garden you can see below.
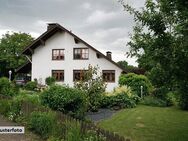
[1,63,186,141]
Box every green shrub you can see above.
[41,85,87,119]
[99,94,112,108]
[140,96,167,107]
[64,121,82,141]
[25,81,37,91]
[28,111,56,139]
[152,86,169,100]
[100,86,139,109]
[119,73,153,96]
[74,66,106,112]
[64,121,106,141]
[83,130,106,141]
[0,99,11,115]
[165,91,178,106]
[13,92,40,105]
[45,76,56,86]
[0,77,19,96]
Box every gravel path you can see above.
[0,115,42,141]
[86,108,118,122]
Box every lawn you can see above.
[98,105,188,141]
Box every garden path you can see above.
[86,108,118,122]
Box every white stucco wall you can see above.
[32,32,123,91]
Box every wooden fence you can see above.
[0,94,11,99]
[0,95,130,141]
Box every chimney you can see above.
[47,23,57,30]
[106,51,112,59]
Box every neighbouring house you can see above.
[17,23,126,91]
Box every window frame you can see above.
[52,49,65,60]
[102,70,115,83]
[73,70,88,81]
[73,48,89,60]
[52,70,64,82]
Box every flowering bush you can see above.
[74,65,106,112]
[100,86,139,109]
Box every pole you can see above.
[9,70,12,82]
[141,85,143,99]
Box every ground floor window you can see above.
[102,70,115,82]
[73,70,87,81]
[52,70,64,81]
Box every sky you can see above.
[0,0,145,66]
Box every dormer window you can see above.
[52,49,64,60]
[74,48,89,60]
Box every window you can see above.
[52,49,64,60]
[73,70,87,81]
[102,70,115,82]
[74,48,89,59]
[52,70,64,81]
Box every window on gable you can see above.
[73,70,87,81]
[52,70,64,81]
[102,70,115,82]
[52,49,64,60]
[73,48,89,59]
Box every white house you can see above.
[19,23,126,91]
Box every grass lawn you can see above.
[98,105,188,141]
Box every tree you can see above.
[0,32,34,77]
[74,65,106,111]
[117,60,145,74]
[120,0,188,110]
[117,60,128,69]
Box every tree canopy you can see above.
[0,32,34,77]
[120,0,188,110]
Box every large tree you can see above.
[120,0,188,109]
[0,32,34,77]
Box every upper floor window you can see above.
[52,70,64,81]
[74,48,89,60]
[52,49,64,60]
[102,70,115,82]
[73,70,87,81]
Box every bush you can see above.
[152,86,169,100]
[45,76,56,86]
[64,121,106,141]
[100,86,139,109]
[74,65,106,112]
[28,111,57,139]
[13,92,41,105]
[0,77,19,96]
[41,85,87,119]
[25,81,37,91]
[119,73,153,97]
[0,99,11,115]
[179,83,188,110]
[165,91,178,106]
[140,96,167,107]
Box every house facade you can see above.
[21,23,125,91]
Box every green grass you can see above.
[98,105,188,141]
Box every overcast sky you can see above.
[0,0,145,66]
